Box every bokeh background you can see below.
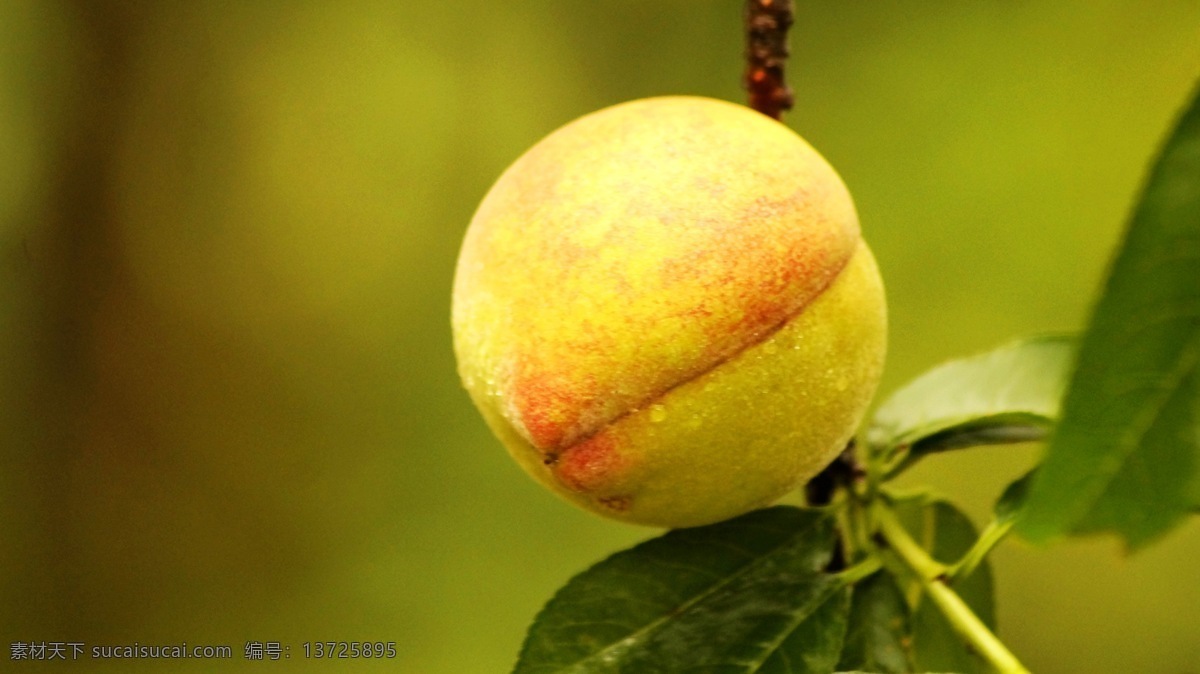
[3,1,1199,672]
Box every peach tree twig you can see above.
[744,0,795,120]
[873,504,1032,674]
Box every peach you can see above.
[452,96,886,528]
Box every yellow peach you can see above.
[452,96,886,528]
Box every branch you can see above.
[874,505,1031,674]
[743,0,795,120]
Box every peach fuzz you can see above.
[452,96,886,528]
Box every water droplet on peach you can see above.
[649,404,668,423]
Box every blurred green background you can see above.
[2,1,1198,672]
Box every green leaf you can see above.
[867,336,1075,475]
[835,571,913,674]
[759,587,851,674]
[888,494,995,674]
[993,469,1036,525]
[1018,82,1200,549]
[512,506,852,674]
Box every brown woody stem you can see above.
[744,0,795,120]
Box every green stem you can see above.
[874,505,1031,674]
[883,453,926,482]
[839,554,883,585]
[949,517,1015,581]
[844,487,871,558]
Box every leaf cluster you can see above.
[508,82,1200,673]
